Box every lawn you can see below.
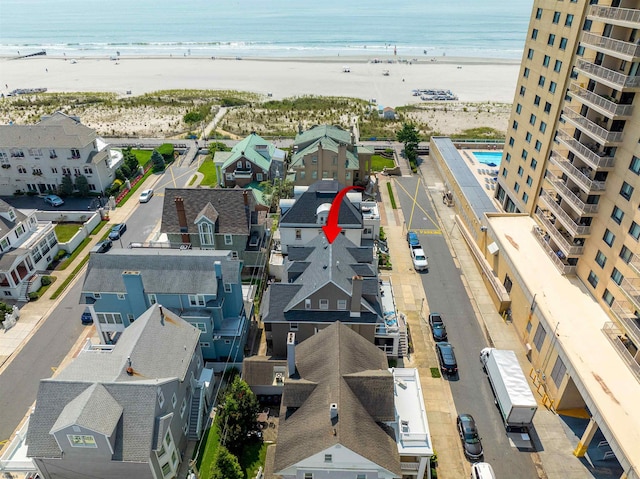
[371,154,395,172]
[238,441,268,479]
[54,223,83,243]
[131,149,153,166]
[194,424,220,479]
[198,157,218,187]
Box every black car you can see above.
[456,413,484,460]
[92,239,112,253]
[81,310,94,325]
[108,223,127,240]
[428,313,448,341]
[435,342,458,375]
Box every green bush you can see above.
[41,276,52,286]
[157,143,175,162]
[28,292,39,301]
[430,367,442,378]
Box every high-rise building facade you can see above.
[500,0,640,357]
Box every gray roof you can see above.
[294,125,352,148]
[242,356,288,386]
[261,234,381,325]
[431,137,498,221]
[0,199,27,238]
[27,305,200,461]
[161,188,258,236]
[0,112,97,149]
[50,383,123,437]
[274,322,400,476]
[82,249,238,294]
[279,180,362,227]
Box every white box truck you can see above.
[480,348,537,431]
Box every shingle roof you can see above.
[294,125,352,147]
[82,248,238,294]
[215,132,285,172]
[241,356,288,386]
[27,305,199,462]
[290,136,359,170]
[274,322,400,476]
[161,188,256,236]
[0,199,27,238]
[279,180,362,227]
[0,112,97,149]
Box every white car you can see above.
[411,247,428,272]
[138,189,154,203]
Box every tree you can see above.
[215,376,260,454]
[157,143,175,162]
[211,446,243,479]
[74,175,90,197]
[59,175,74,196]
[260,179,294,212]
[123,148,139,172]
[396,123,420,168]
[151,150,165,172]
[184,111,204,124]
[208,142,230,155]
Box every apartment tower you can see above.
[500,0,640,363]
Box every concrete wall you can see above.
[43,211,101,254]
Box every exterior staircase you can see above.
[188,386,203,440]
[399,329,408,357]
[17,280,32,302]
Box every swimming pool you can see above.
[472,151,503,167]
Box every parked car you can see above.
[138,189,154,203]
[44,194,64,207]
[406,230,420,247]
[428,313,448,341]
[108,223,127,240]
[456,414,484,461]
[81,310,94,325]
[470,462,496,479]
[435,341,458,375]
[411,247,428,272]
[91,239,112,253]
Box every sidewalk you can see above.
[0,172,163,374]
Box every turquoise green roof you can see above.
[245,181,269,206]
[294,124,352,146]
[216,133,283,171]
[290,136,359,170]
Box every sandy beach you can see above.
[0,55,520,106]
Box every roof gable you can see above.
[294,124,352,147]
[218,132,284,171]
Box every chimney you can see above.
[287,332,296,377]
[174,197,190,244]
[330,403,338,421]
[350,275,363,317]
[214,261,223,280]
[243,189,249,206]
[126,356,133,376]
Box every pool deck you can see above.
[460,149,502,197]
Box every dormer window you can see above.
[68,435,97,448]
[8,209,15,221]
[71,149,80,159]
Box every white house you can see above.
[0,112,122,196]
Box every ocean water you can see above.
[0,0,533,59]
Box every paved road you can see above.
[394,175,539,479]
[0,159,201,442]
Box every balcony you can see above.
[588,5,640,28]
[532,226,577,275]
[620,276,640,310]
[574,58,640,90]
[534,211,584,256]
[562,106,624,144]
[544,171,599,215]
[611,299,640,347]
[539,190,591,236]
[569,83,633,118]
[548,150,607,194]
[580,32,640,61]
[555,130,616,170]
[602,321,640,383]
[629,253,640,276]
[400,462,421,472]
[233,168,253,179]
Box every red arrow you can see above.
[322,185,364,243]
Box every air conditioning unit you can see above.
[275,372,284,383]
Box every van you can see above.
[470,462,496,479]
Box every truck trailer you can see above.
[480,348,537,430]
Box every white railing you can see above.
[544,171,599,214]
[569,83,633,117]
[539,190,591,236]
[555,131,616,170]
[611,300,640,346]
[549,151,600,193]
[532,226,577,275]
[581,32,640,58]
[534,212,584,255]
[575,58,640,89]
[602,321,640,383]
[629,253,640,276]
[620,277,640,309]
[589,5,640,25]
[562,106,624,144]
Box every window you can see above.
[224,283,232,293]
[295,229,301,240]
[560,37,568,50]
[502,168,508,178]
[158,388,165,407]
[70,148,80,159]
[530,113,537,125]
[514,182,520,193]
[161,463,171,476]
[324,454,332,463]
[611,268,624,285]
[189,294,205,306]
[577,45,585,56]
[603,229,616,246]
[620,182,634,200]
[522,192,529,204]
[96,312,123,324]
[357,475,366,479]
[538,76,545,88]
[602,289,615,307]
[565,14,574,26]
[531,158,538,170]
[117,293,125,300]
[543,55,550,67]
[544,102,551,114]
[256,173,263,181]
[554,60,562,72]
[148,293,157,304]
[513,120,519,130]
[534,95,541,106]
[536,7,542,19]
[526,132,532,143]
[68,435,97,448]
[180,398,187,418]
[304,474,314,479]
[523,68,530,79]
[290,322,300,331]
[521,149,528,160]
[533,323,546,351]
[548,34,555,46]
[587,270,599,288]
[535,140,542,151]
[549,81,557,93]
[172,393,177,408]
[505,153,511,163]
[630,156,640,174]
[194,322,207,333]
[517,166,524,177]
[516,103,522,114]
[552,11,560,24]
[319,299,329,310]
[620,245,632,263]
[539,121,547,133]
[550,357,566,387]
[526,175,533,186]
[305,299,311,309]
[611,206,624,224]
[200,342,210,348]
[527,49,534,60]
[312,171,317,179]
[595,250,607,268]
[519,86,526,97]
[630,222,640,240]
[199,222,214,246]
[526,320,532,333]
[224,234,233,245]
[337,299,347,310]
[509,137,515,147]
[531,29,538,40]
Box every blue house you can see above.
[81,249,248,362]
